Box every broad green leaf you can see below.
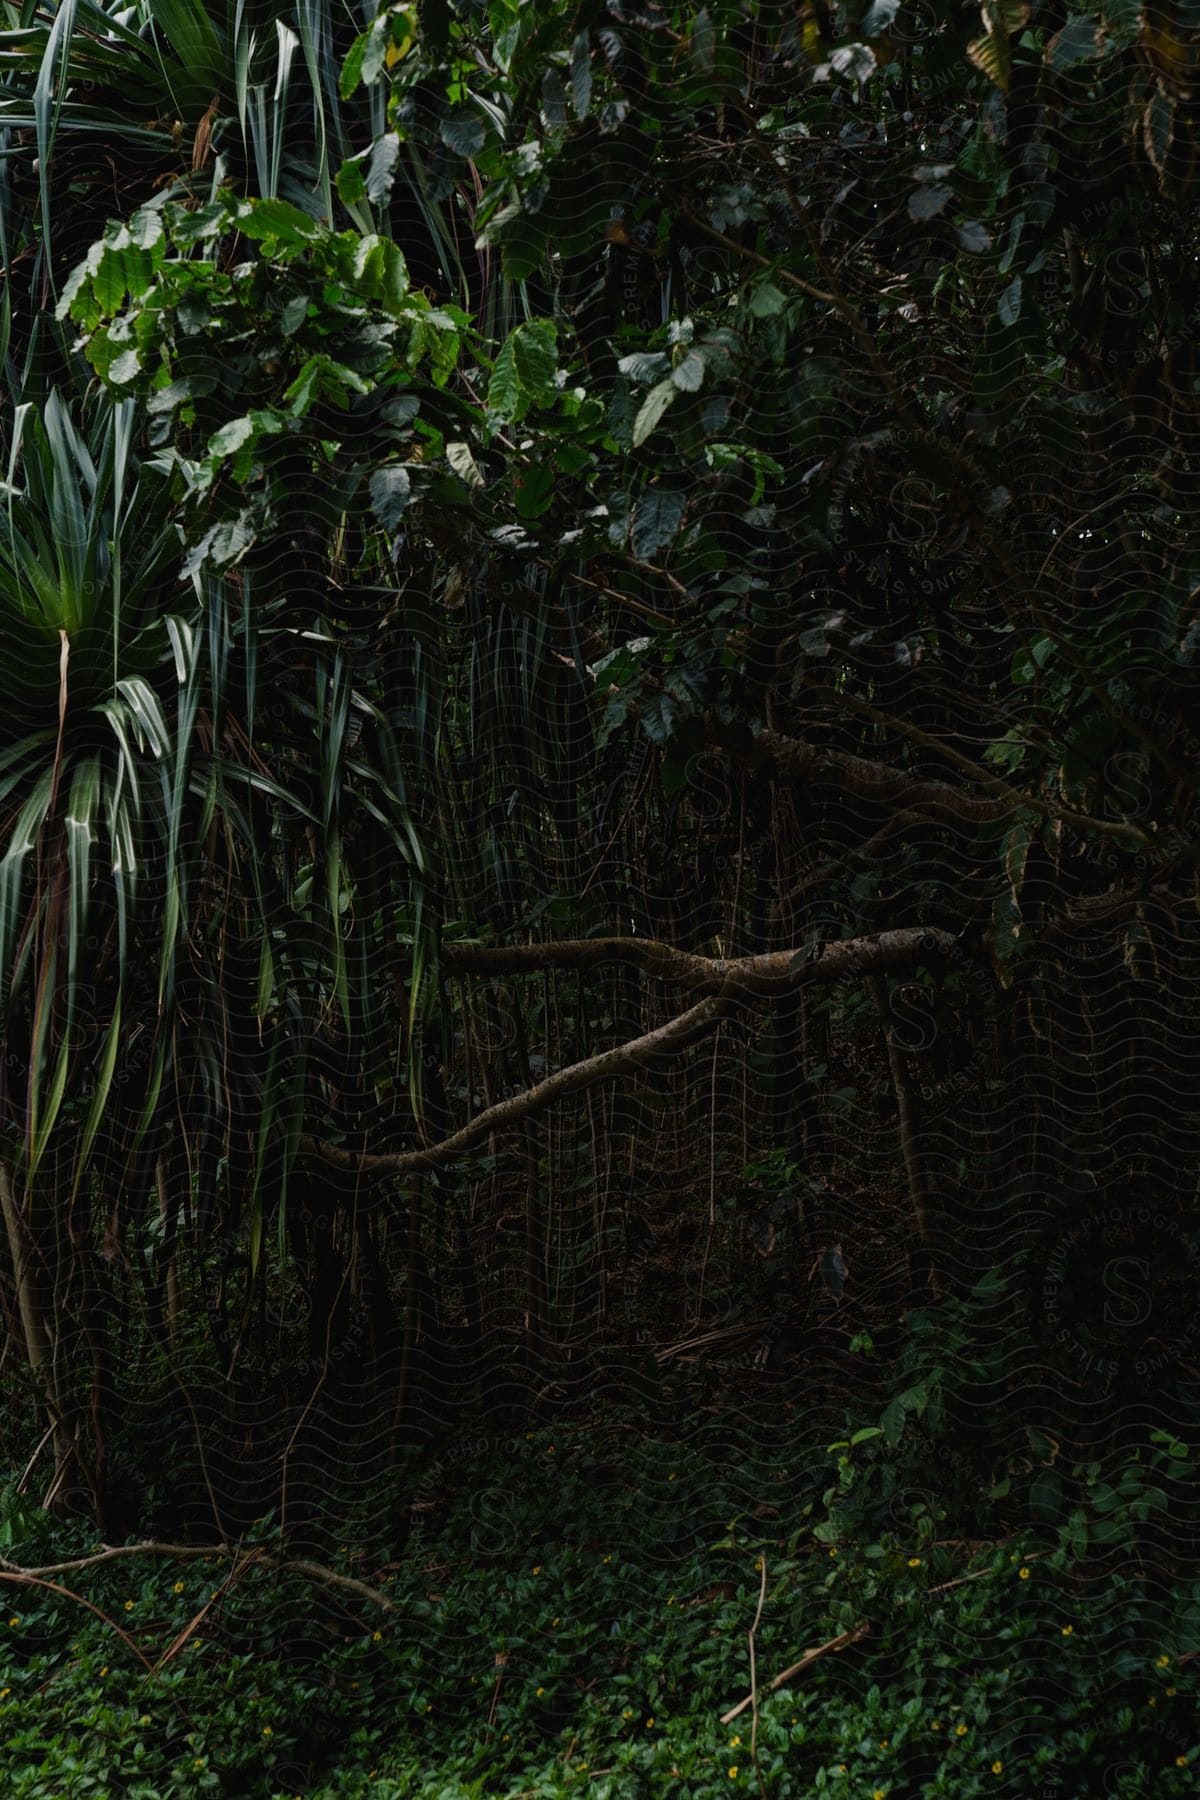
[488,334,522,420]
[447,441,485,488]
[369,464,412,529]
[571,31,593,116]
[208,416,256,458]
[631,488,685,560]
[671,350,705,392]
[441,112,487,158]
[997,274,1022,326]
[746,281,787,317]
[632,379,678,446]
[512,319,557,398]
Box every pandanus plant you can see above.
[0,387,208,1511]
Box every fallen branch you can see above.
[720,1622,871,1725]
[0,1567,200,1729]
[0,1541,402,1616]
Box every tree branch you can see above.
[304,928,954,1176]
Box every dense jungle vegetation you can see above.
[2,0,1200,1792]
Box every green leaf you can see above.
[447,441,485,488]
[747,280,787,317]
[671,350,706,392]
[632,379,678,447]
[235,197,321,249]
[1047,10,1101,71]
[968,0,1031,91]
[369,464,412,529]
[367,132,402,205]
[340,16,388,97]
[336,154,367,206]
[441,112,487,158]
[571,30,593,117]
[909,184,953,221]
[1030,1469,1063,1521]
[515,465,556,519]
[631,488,685,560]
[957,220,992,254]
[997,274,1023,326]
[208,416,256,458]
[881,1397,906,1447]
[512,319,557,398]
[690,7,715,73]
[488,334,522,420]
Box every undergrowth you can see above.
[2,1416,1199,1798]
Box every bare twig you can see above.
[0,1568,200,1730]
[748,1555,769,1800]
[0,1541,403,1615]
[721,1622,871,1725]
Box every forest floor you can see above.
[2,1401,1198,1798]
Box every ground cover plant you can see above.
[4,1415,1200,1798]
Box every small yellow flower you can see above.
[7,1617,18,1627]
[873,1789,887,1800]
[99,1667,109,1678]
[547,1445,555,1454]
[1018,1567,1030,1580]
[551,1617,560,1626]
[669,1472,676,1481]
[931,1721,943,1731]
[1061,1625,1073,1636]
[730,1735,741,1748]
[1178,1756,1189,1767]
[372,1632,382,1642]
[532,1565,541,1575]
[992,1761,1003,1775]
[829,1547,838,1557]
[0,1689,9,1699]
[1166,1686,1177,1697]
[729,1768,739,1780]
[193,1758,205,1769]
[537,1687,545,1697]
[173,1582,184,1594]
[623,1709,633,1720]
[646,1717,654,1729]
[263,1726,273,1737]
[955,1723,968,1737]
[124,1600,134,1612]
[908,1557,921,1567]
[139,1715,150,1726]
[1158,1654,1171,1667]
[602,1554,612,1564]
[1148,1696,1157,1708]
[880,1738,889,1749]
